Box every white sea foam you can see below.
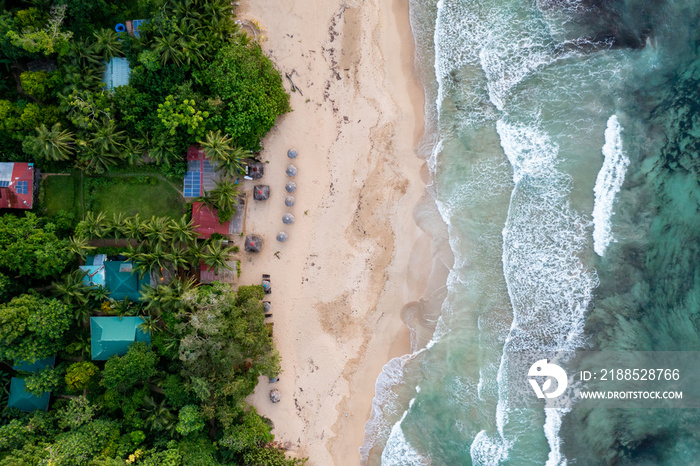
[544,407,568,466]
[381,405,430,466]
[359,352,424,464]
[592,115,629,256]
[486,119,598,464]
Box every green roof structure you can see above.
[8,378,50,412]
[13,356,55,372]
[90,316,150,360]
[104,261,150,301]
[8,356,55,412]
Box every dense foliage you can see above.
[0,0,298,463]
[0,0,289,172]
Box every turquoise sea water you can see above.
[361,0,700,464]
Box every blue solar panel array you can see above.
[183,172,200,197]
[15,181,27,194]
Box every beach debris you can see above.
[282,213,295,224]
[276,231,288,242]
[244,234,263,252]
[285,70,303,95]
[286,165,297,177]
[284,196,295,207]
[262,273,271,294]
[287,149,298,159]
[263,301,271,312]
[285,181,297,193]
[270,389,281,403]
[253,185,270,201]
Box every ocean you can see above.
[361,0,700,464]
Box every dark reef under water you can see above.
[559,0,700,463]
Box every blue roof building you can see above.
[80,256,149,301]
[90,316,150,360]
[103,57,131,90]
[8,357,55,412]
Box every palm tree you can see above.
[141,395,177,434]
[185,240,205,270]
[121,137,146,166]
[52,269,91,308]
[25,123,75,162]
[108,212,127,239]
[67,38,101,68]
[138,314,162,335]
[208,180,238,221]
[142,216,172,244]
[92,28,123,61]
[140,278,197,317]
[199,130,233,162]
[67,235,95,260]
[169,215,198,245]
[152,33,186,67]
[147,137,178,166]
[122,214,144,242]
[90,119,125,156]
[134,242,169,280]
[82,211,108,238]
[165,246,190,275]
[66,335,91,360]
[214,147,249,179]
[201,240,235,274]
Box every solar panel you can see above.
[0,181,9,188]
[183,172,200,197]
[14,181,27,194]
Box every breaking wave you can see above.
[592,115,629,256]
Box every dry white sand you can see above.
[238,0,428,463]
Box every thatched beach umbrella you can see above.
[244,158,264,179]
[287,149,298,159]
[244,234,262,252]
[253,185,270,201]
[285,182,297,193]
[270,389,281,403]
[276,231,288,242]
[282,213,295,224]
[286,165,297,177]
[284,196,295,207]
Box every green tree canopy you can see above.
[101,341,158,393]
[177,283,280,415]
[198,41,290,151]
[0,213,74,279]
[0,294,72,363]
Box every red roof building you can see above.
[0,163,34,209]
[192,201,231,239]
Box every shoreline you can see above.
[238,0,428,463]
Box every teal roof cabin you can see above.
[80,257,150,301]
[103,57,131,90]
[8,357,55,412]
[104,261,150,301]
[90,316,151,360]
[80,265,106,287]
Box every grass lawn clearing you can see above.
[87,176,186,220]
[42,175,79,217]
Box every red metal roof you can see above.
[192,201,230,239]
[0,163,34,209]
[187,145,205,161]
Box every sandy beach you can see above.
[238,0,427,463]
